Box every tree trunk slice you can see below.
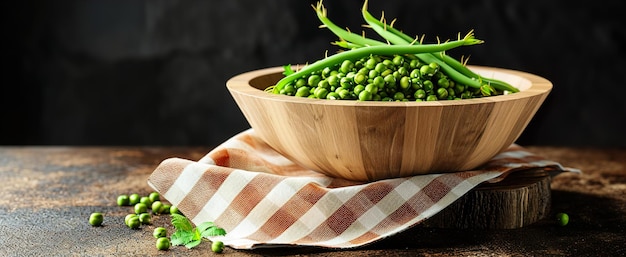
[422,168,551,229]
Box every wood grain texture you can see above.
[227,66,552,181]
[422,169,552,229]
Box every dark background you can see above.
[3,0,625,147]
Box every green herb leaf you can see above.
[282,64,295,76]
[171,230,194,246]
[193,228,202,241]
[184,239,202,249]
[171,213,193,232]
[169,213,227,249]
[196,221,216,233]
[201,226,227,237]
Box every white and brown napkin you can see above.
[148,129,579,249]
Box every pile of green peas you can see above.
[276,55,503,101]
[89,191,225,252]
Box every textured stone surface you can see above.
[3,0,626,147]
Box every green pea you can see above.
[307,75,321,87]
[340,77,353,89]
[283,84,296,95]
[327,75,339,86]
[326,92,340,100]
[314,87,328,99]
[134,203,148,214]
[397,66,408,76]
[169,205,180,215]
[399,76,410,90]
[153,227,167,238]
[410,68,420,78]
[393,92,405,101]
[358,90,373,101]
[426,95,438,101]
[354,85,365,95]
[368,69,379,79]
[383,74,396,86]
[410,79,422,90]
[372,76,385,88]
[354,73,367,85]
[339,60,354,73]
[317,79,330,89]
[381,69,393,77]
[437,78,450,88]
[152,201,164,214]
[139,213,152,224]
[337,89,351,99]
[156,237,170,251]
[374,62,386,73]
[420,65,435,77]
[322,67,332,78]
[149,192,160,202]
[423,80,434,92]
[161,204,171,214]
[127,216,141,229]
[365,58,377,69]
[295,78,306,88]
[414,89,426,99]
[89,212,103,226]
[364,83,377,94]
[437,87,449,99]
[382,59,393,67]
[556,213,569,226]
[429,62,440,70]
[129,193,140,205]
[447,87,456,98]
[211,240,225,253]
[392,55,404,66]
[124,214,137,226]
[140,196,152,207]
[117,195,130,206]
[295,86,310,97]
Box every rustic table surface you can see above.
[1,146,624,256]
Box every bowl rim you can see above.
[227,65,552,107]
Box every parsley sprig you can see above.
[170,213,227,249]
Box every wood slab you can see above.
[422,168,551,229]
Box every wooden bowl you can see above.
[227,66,552,181]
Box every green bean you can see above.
[360,0,518,93]
[273,37,483,93]
[359,3,485,90]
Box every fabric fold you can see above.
[148,129,579,249]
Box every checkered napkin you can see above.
[148,129,578,249]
